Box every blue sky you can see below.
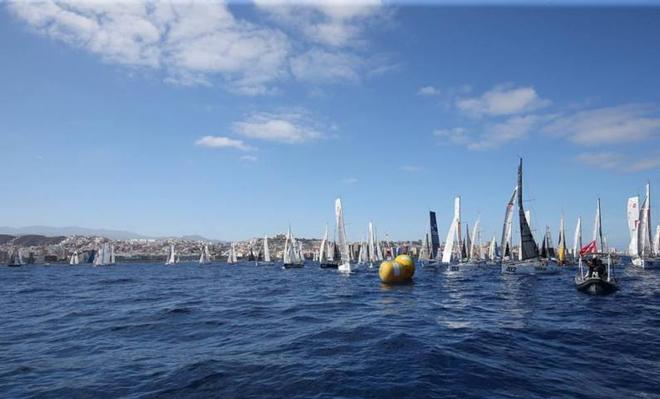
[1,2,660,248]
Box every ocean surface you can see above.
[2,262,659,399]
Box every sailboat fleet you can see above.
[5,158,658,293]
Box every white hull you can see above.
[338,262,356,274]
[631,257,660,269]
[445,261,485,273]
[501,259,560,274]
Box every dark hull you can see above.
[283,263,304,269]
[576,277,617,295]
[7,264,22,267]
[320,263,339,269]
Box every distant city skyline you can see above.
[2,2,660,248]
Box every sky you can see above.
[2,1,660,248]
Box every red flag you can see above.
[580,240,597,255]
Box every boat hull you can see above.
[283,263,304,269]
[501,259,559,274]
[575,276,617,295]
[7,263,22,267]
[631,257,660,269]
[319,262,338,269]
[445,262,485,272]
[338,262,355,273]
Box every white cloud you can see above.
[233,111,324,144]
[195,136,254,151]
[290,49,360,83]
[544,104,660,146]
[576,152,660,173]
[434,115,539,151]
[456,84,550,117]
[417,86,440,96]
[255,0,383,48]
[8,1,389,94]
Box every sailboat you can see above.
[576,198,617,293]
[463,218,486,266]
[282,227,304,268]
[628,183,660,269]
[556,216,569,265]
[7,247,23,267]
[227,243,238,264]
[367,221,382,268]
[441,196,463,266]
[199,244,211,265]
[420,211,441,267]
[69,250,80,265]
[573,217,582,263]
[501,159,559,274]
[336,198,355,273]
[654,225,660,258]
[539,226,556,260]
[486,236,499,265]
[93,243,114,266]
[165,245,177,265]
[258,236,273,265]
[500,186,517,261]
[319,225,338,268]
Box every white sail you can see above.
[69,251,79,265]
[374,226,383,261]
[319,226,328,263]
[653,225,660,256]
[109,245,115,264]
[639,183,653,257]
[357,242,366,263]
[470,219,481,260]
[335,198,350,264]
[500,186,517,258]
[298,241,304,262]
[488,236,497,260]
[166,245,176,264]
[283,229,291,264]
[593,199,604,253]
[573,217,582,257]
[263,236,271,262]
[199,244,211,264]
[628,196,640,256]
[368,222,377,262]
[442,196,461,263]
[419,233,430,261]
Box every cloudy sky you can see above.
[1,1,660,247]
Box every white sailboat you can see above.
[441,196,462,265]
[336,198,355,273]
[629,183,660,269]
[165,245,177,265]
[418,232,431,263]
[500,186,517,261]
[8,247,24,267]
[464,218,486,266]
[258,236,273,265]
[227,243,238,264]
[556,216,568,265]
[501,159,559,274]
[420,211,441,267]
[486,236,498,265]
[199,244,211,265]
[69,251,80,265]
[654,225,660,257]
[93,242,114,266]
[283,227,304,268]
[573,217,582,262]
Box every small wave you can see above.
[96,278,137,285]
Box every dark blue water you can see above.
[2,263,659,398]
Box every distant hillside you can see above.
[0,226,145,240]
[0,226,217,242]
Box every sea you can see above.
[1,262,659,398]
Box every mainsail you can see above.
[639,183,653,257]
[593,198,604,253]
[518,159,539,260]
[419,233,430,261]
[335,198,350,264]
[166,245,176,264]
[442,196,461,263]
[573,217,582,258]
[263,236,271,262]
[429,211,440,259]
[70,251,79,265]
[557,217,566,264]
[500,186,517,258]
[319,226,328,263]
[628,196,640,257]
[654,225,660,256]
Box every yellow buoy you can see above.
[379,255,415,284]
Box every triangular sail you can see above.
[368,222,377,262]
[470,219,480,260]
[419,233,430,261]
[593,198,604,253]
[654,225,660,257]
[639,183,652,257]
[319,226,328,263]
[518,159,539,260]
[442,196,461,263]
[264,236,271,262]
[557,217,566,263]
[628,196,640,257]
[573,217,582,258]
[488,236,497,260]
[429,211,440,259]
[500,186,517,257]
[335,198,350,264]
